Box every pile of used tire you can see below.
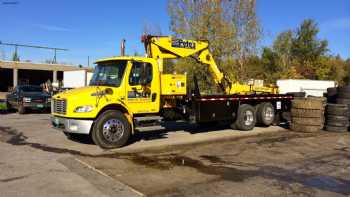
[336,86,350,107]
[326,87,338,103]
[291,97,325,132]
[325,104,349,132]
[323,85,350,132]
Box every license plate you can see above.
[37,104,44,108]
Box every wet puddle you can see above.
[303,175,350,195]
[248,133,320,145]
[1,126,350,195]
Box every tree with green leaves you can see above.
[259,19,330,81]
[168,0,260,92]
[291,19,328,78]
[273,30,293,69]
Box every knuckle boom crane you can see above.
[51,34,292,149]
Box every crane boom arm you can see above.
[142,35,227,92]
[141,35,277,94]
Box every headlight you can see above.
[23,97,31,102]
[74,105,94,113]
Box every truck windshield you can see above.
[90,61,127,87]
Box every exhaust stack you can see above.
[120,39,126,56]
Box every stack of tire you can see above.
[326,87,338,103]
[291,97,325,132]
[325,104,349,132]
[323,85,350,132]
[336,86,350,108]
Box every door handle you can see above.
[151,93,157,102]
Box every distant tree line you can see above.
[166,0,350,92]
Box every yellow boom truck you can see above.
[51,35,293,149]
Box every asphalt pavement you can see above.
[0,113,349,196]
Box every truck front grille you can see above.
[53,99,67,114]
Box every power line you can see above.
[0,41,68,64]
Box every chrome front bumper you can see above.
[51,116,93,134]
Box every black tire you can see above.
[326,87,337,104]
[326,104,349,116]
[292,117,324,126]
[232,104,256,131]
[292,98,325,110]
[327,87,337,96]
[326,121,349,127]
[18,105,26,114]
[325,125,348,132]
[337,91,350,99]
[337,85,350,93]
[336,98,350,105]
[92,110,131,149]
[256,102,275,126]
[287,92,306,98]
[291,108,324,118]
[326,115,349,122]
[290,123,322,133]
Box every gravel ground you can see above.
[0,113,349,197]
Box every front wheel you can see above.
[92,110,131,149]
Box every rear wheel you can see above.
[232,104,256,131]
[92,110,131,149]
[256,102,275,126]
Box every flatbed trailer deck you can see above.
[191,94,293,123]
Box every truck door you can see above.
[125,61,160,114]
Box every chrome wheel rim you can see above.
[244,110,254,126]
[265,107,274,121]
[102,119,124,142]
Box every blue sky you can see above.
[0,0,349,66]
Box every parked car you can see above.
[6,85,51,114]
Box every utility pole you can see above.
[53,49,57,64]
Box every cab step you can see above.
[134,116,163,127]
